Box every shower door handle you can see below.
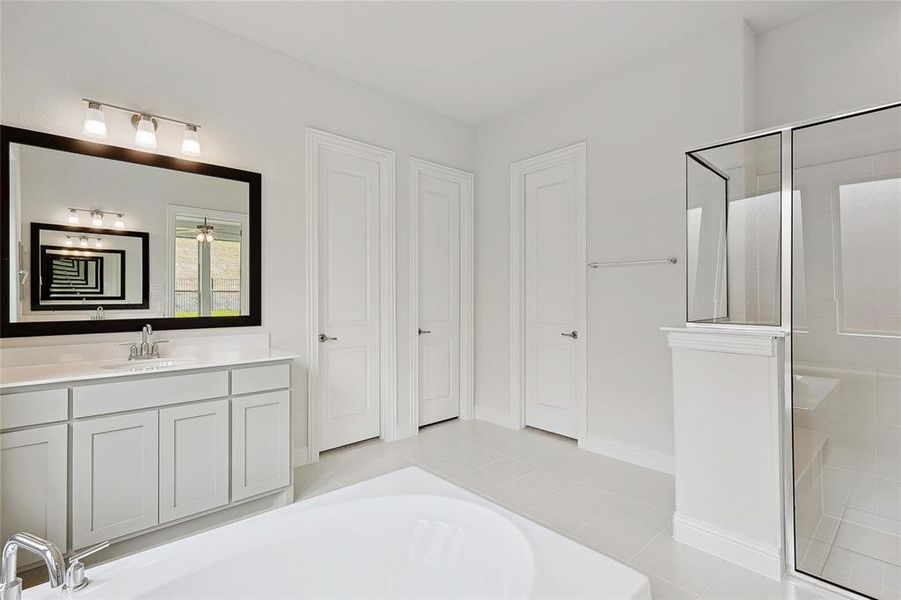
[561,330,578,339]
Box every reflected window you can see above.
[170,210,246,318]
[836,178,901,336]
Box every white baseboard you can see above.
[673,512,783,581]
[292,446,310,468]
[578,435,675,475]
[474,405,514,428]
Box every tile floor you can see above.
[295,418,852,600]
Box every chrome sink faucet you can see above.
[123,323,168,360]
[0,532,65,600]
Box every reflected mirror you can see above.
[1,126,260,337]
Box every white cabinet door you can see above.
[416,165,462,426]
[159,400,229,524]
[72,411,159,548]
[231,391,290,502]
[520,146,587,439]
[1,424,68,559]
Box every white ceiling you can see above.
[163,1,835,125]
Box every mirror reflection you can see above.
[8,141,251,324]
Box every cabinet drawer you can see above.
[0,389,68,430]
[231,363,290,395]
[72,371,228,418]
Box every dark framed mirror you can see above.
[1,125,261,337]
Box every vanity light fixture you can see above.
[195,217,215,243]
[82,101,108,139]
[94,238,103,249]
[133,114,158,149]
[66,208,126,229]
[65,237,73,247]
[79,236,89,248]
[81,99,202,156]
[182,125,201,156]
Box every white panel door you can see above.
[231,391,290,501]
[72,411,159,548]
[159,400,229,523]
[1,424,68,561]
[417,170,461,426]
[522,151,586,438]
[316,144,383,451]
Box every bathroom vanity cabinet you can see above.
[0,359,293,557]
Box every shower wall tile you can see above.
[876,425,901,480]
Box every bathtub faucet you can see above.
[0,532,65,600]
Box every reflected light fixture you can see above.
[182,125,201,156]
[81,99,201,156]
[133,114,158,149]
[94,238,103,249]
[65,237,73,247]
[196,217,215,243]
[79,236,89,248]
[82,101,108,139]
[67,207,125,229]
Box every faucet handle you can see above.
[63,541,109,592]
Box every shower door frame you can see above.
[685,100,901,600]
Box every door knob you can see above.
[418,328,431,335]
[561,330,578,339]
[318,334,338,342]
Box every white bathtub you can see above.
[26,467,651,599]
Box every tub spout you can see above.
[0,533,65,600]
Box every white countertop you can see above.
[0,347,299,391]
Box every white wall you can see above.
[0,1,476,456]
[757,1,901,128]
[474,21,756,463]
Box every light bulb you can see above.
[68,209,80,224]
[134,114,157,148]
[182,125,201,156]
[114,214,125,228]
[91,211,103,226]
[205,232,214,243]
[82,102,107,139]
[95,238,103,248]
[79,237,88,248]
[196,231,205,242]
[65,237,73,247]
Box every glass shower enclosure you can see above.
[686,102,901,600]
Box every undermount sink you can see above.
[102,358,195,371]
